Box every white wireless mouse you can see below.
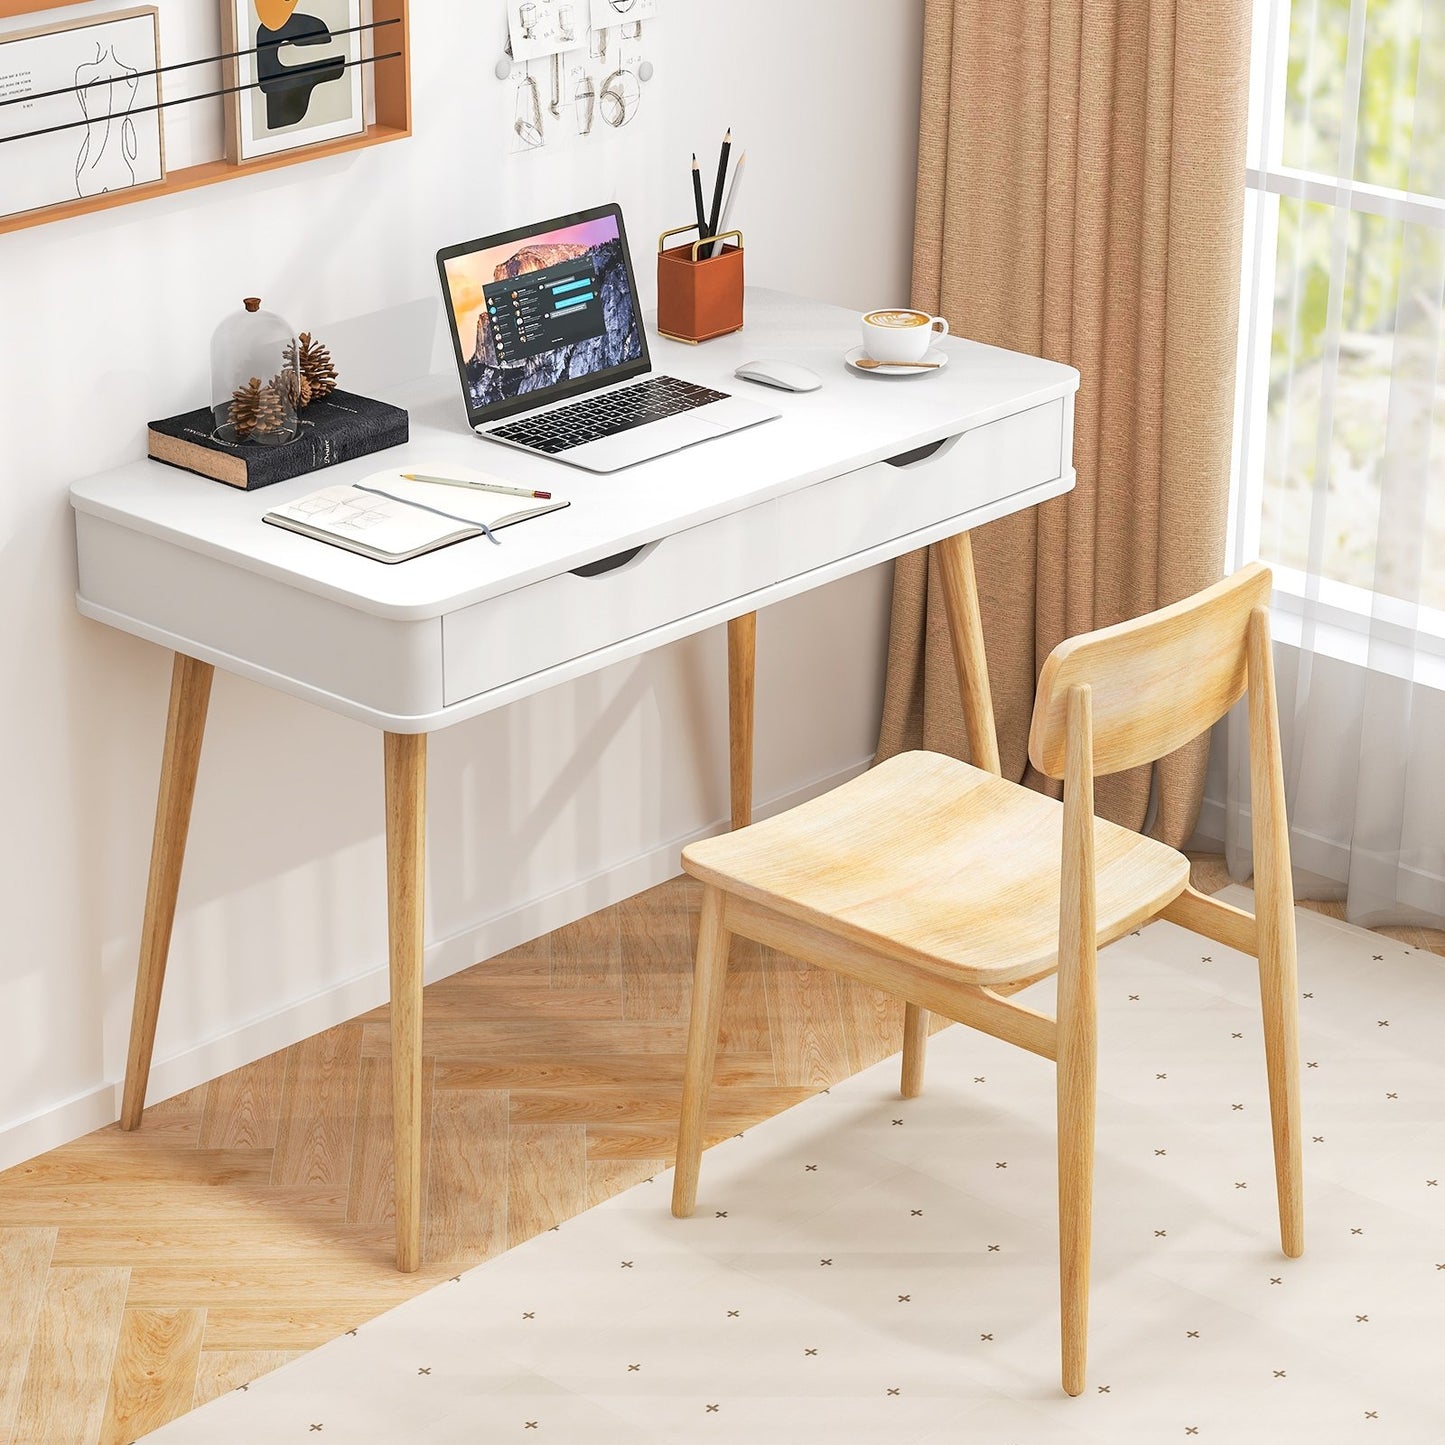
[733,359,822,393]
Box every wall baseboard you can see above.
[0,757,872,1174]
[0,1085,125,1176]
[1191,793,1444,918]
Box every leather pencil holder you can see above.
[656,225,744,343]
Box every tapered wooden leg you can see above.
[1057,686,1097,1397]
[924,531,1003,1064]
[672,886,731,1218]
[1056,964,1097,1397]
[900,1002,928,1097]
[120,654,215,1131]
[727,612,756,830]
[935,529,1001,777]
[1248,608,1304,1258]
[384,731,427,1273]
[1256,918,1302,1256]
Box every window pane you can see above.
[1260,197,1445,608]
[1281,0,1431,196]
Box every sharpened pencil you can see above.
[707,127,730,242]
[691,153,708,241]
[708,149,746,257]
[401,472,552,500]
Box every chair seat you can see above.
[682,751,1190,985]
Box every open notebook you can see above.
[263,468,568,564]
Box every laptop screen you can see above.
[437,204,649,428]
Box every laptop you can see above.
[437,203,778,473]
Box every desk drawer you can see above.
[776,398,1065,579]
[442,503,776,705]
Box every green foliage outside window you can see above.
[1259,0,1445,605]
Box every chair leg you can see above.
[900,1003,927,1097]
[1248,605,1304,1259]
[1056,972,1096,1397]
[1056,684,1097,1397]
[672,886,732,1219]
[1257,915,1303,1258]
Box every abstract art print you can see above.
[222,0,364,163]
[0,7,164,221]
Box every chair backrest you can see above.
[1027,564,1273,780]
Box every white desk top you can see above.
[71,290,1077,623]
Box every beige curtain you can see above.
[877,0,1251,845]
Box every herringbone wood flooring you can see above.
[1,862,1440,1443]
[0,874,937,1444]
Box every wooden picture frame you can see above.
[220,0,365,164]
[0,0,410,237]
[0,6,164,222]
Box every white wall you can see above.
[0,0,925,1166]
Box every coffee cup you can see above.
[860,308,949,364]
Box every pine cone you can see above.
[253,379,288,436]
[228,376,264,437]
[283,331,338,405]
[274,366,312,410]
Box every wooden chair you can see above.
[672,550,1302,1396]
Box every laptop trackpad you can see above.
[694,395,780,432]
[564,413,721,471]
[563,398,779,471]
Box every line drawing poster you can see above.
[0,8,163,220]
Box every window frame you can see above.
[1230,0,1445,669]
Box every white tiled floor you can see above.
[144,892,1445,1443]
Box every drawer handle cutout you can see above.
[569,541,660,578]
[885,435,960,469]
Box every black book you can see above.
[147,390,410,490]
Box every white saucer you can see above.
[844,345,949,377]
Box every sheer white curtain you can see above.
[1227,0,1445,926]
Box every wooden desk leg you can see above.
[903,532,1001,1099]
[120,654,214,1131]
[728,612,757,831]
[936,529,1001,776]
[384,731,427,1273]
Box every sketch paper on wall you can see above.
[504,26,649,155]
[588,0,658,28]
[0,7,164,222]
[507,0,585,62]
[596,30,645,131]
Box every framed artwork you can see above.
[0,6,164,222]
[222,0,365,163]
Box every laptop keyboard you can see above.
[488,375,730,454]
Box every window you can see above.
[1232,0,1445,633]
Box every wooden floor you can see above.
[1,860,1441,1444]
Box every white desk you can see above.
[71,288,1078,1270]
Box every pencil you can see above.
[691,153,708,240]
[708,149,745,257]
[707,127,730,243]
[401,472,552,500]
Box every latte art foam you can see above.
[864,309,929,328]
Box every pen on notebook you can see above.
[706,127,730,242]
[708,149,745,257]
[400,472,552,500]
[691,152,708,241]
[355,483,500,545]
